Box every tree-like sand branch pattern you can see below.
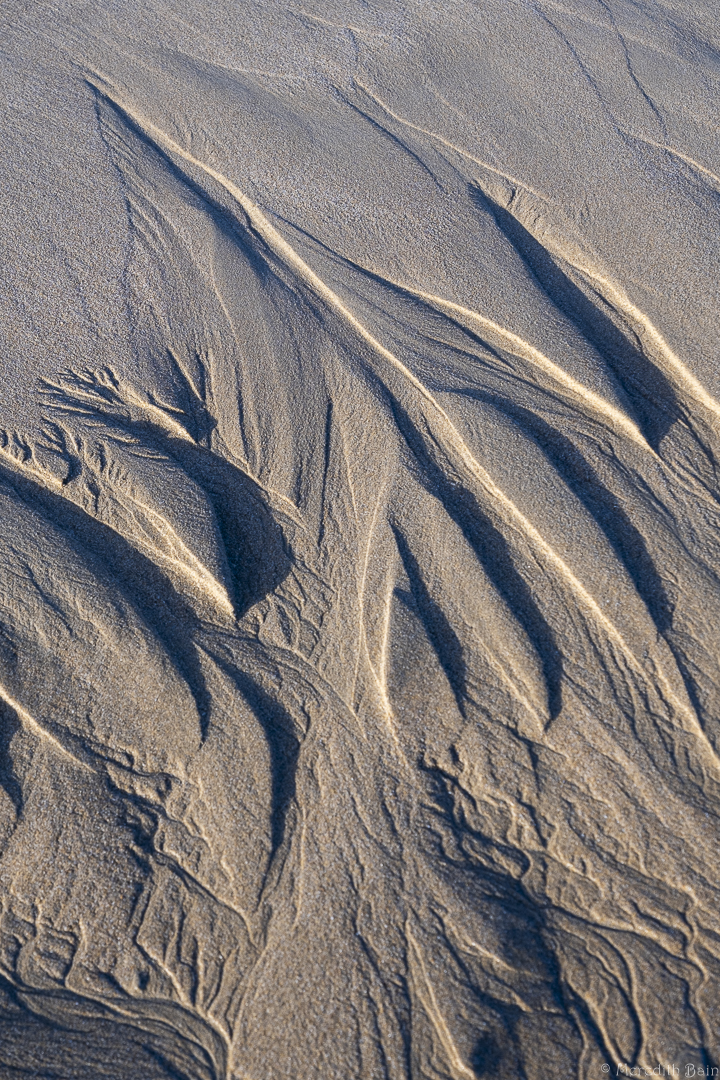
[2,30,720,1080]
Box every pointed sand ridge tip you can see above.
[8,372,236,621]
[274,212,650,451]
[397,283,652,452]
[348,75,720,436]
[350,78,550,201]
[623,129,720,192]
[482,181,720,432]
[0,684,94,773]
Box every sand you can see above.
[1,0,720,1076]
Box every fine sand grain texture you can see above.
[2,1,720,1077]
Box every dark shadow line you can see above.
[390,522,468,716]
[210,655,300,859]
[0,460,213,739]
[450,388,720,735]
[456,389,673,633]
[92,85,280,290]
[63,409,293,620]
[389,397,563,718]
[0,698,23,816]
[333,89,443,189]
[471,184,682,449]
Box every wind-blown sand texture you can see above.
[2,1,720,1076]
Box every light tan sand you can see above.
[2,1,720,1076]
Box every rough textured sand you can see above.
[2,1,720,1077]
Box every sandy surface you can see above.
[2,1,720,1077]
